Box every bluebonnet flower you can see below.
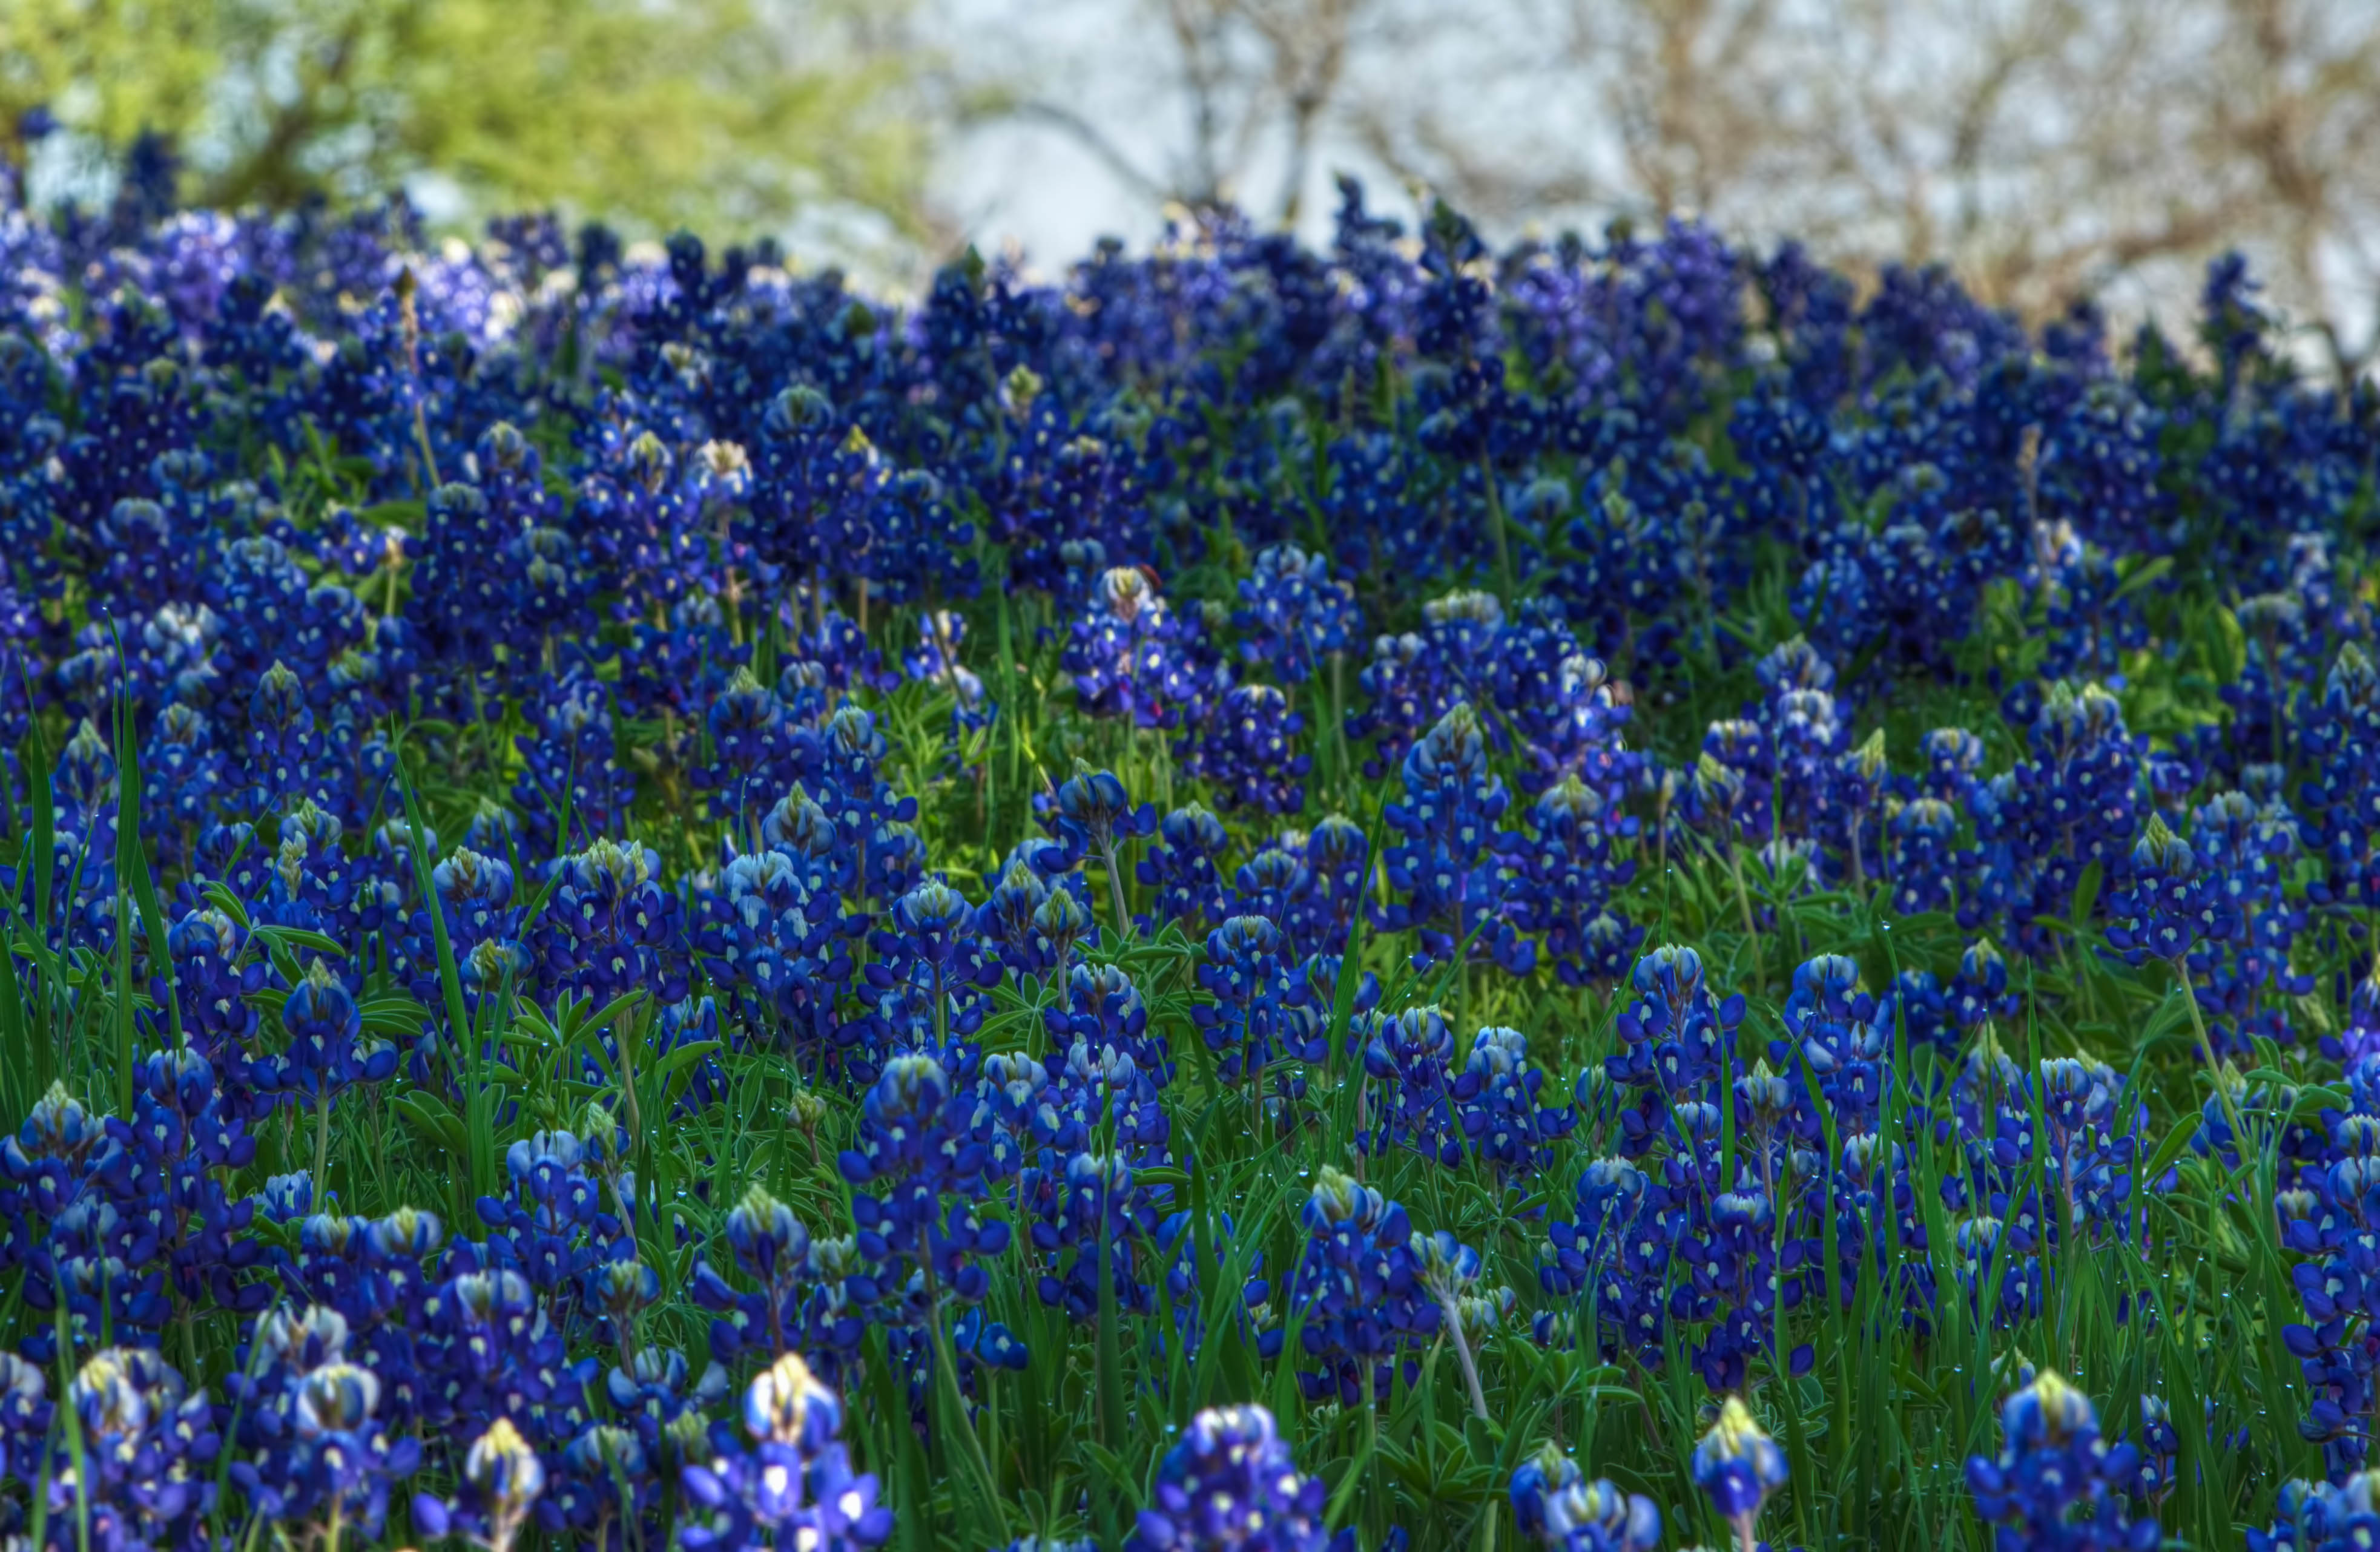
[2301,642,2380,910]
[2030,533,2150,689]
[2221,588,2322,775]
[1965,1371,2158,1551]
[2130,1394,2177,1508]
[1888,797,1962,915]
[1044,962,1173,1090]
[118,1048,269,1324]
[28,1347,217,1545]
[1236,543,1361,683]
[142,699,228,859]
[1771,953,1890,1137]
[1381,702,1533,976]
[1494,604,1637,799]
[227,1312,423,1540]
[1047,763,1158,933]
[2184,786,2312,1053]
[2267,1065,2380,1472]
[1510,1444,1663,1552]
[415,1416,549,1552]
[694,823,859,1079]
[1537,1156,1666,1366]
[741,384,857,602]
[1940,1054,2158,1337]
[1226,844,1307,934]
[840,1054,1013,1304]
[906,608,994,751]
[1138,803,1231,936]
[470,1126,633,1339]
[1281,1166,1436,1405]
[696,669,803,834]
[1456,1025,1577,1185]
[611,591,751,722]
[1509,774,1639,986]
[1913,727,1988,803]
[979,853,1097,982]
[1124,1403,1337,1552]
[1693,1397,1788,1550]
[1348,591,1503,778]
[1948,939,2017,1043]
[2248,1475,2380,1552]
[0,1351,52,1488]
[2107,814,2238,967]
[512,671,633,855]
[1968,681,2141,958]
[1284,813,1370,957]
[409,1256,598,1452]
[537,1421,666,1549]
[1678,719,1775,850]
[864,880,1004,1059]
[1023,871,1095,981]
[1,1083,143,1354]
[1190,682,1310,816]
[2042,381,2165,553]
[267,959,399,1126]
[537,836,690,1005]
[404,450,542,688]
[1356,1006,1463,1165]
[1193,915,1296,1088]
[1068,565,1214,731]
[401,843,524,1014]
[1601,945,1745,1137]
[1413,1229,1501,1415]
[681,1352,899,1552]
[691,1183,875,1381]
[1680,1183,1811,1392]
[244,658,331,817]
[1880,968,1952,1052]
[1026,1149,1165,1321]
[800,703,923,907]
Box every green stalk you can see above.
[313,1090,334,1203]
[921,1265,1006,1534]
[2173,959,2247,1149]
[1479,456,1515,603]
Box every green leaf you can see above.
[647,1038,722,1083]
[394,1091,470,1162]
[2111,554,2174,603]
[2141,1114,2202,1186]
[2068,859,2103,930]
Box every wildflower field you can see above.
[1,176,2377,1552]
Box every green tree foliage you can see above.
[0,0,931,234]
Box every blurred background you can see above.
[5,0,2376,376]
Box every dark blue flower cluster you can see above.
[2,144,2375,1552]
[1965,1371,2159,1551]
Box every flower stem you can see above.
[921,1270,1005,1531]
[1440,1297,1489,1420]
[1099,836,1130,943]
[1728,843,1758,943]
[312,1090,334,1201]
[2174,961,2249,1151]
[1479,457,1515,603]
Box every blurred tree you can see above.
[1351,0,2380,376]
[0,0,935,235]
[966,0,2378,379]
[998,0,1383,224]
